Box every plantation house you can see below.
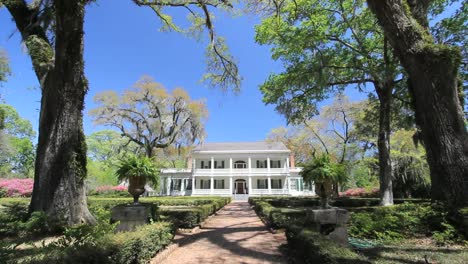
[159,142,314,197]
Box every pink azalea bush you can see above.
[340,187,379,197]
[89,185,129,197]
[95,185,127,192]
[0,178,34,197]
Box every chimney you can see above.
[289,153,295,168]
[187,156,193,170]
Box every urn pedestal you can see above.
[111,204,153,232]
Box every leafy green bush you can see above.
[18,222,174,264]
[0,203,62,238]
[157,207,199,228]
[0,188,6,198]
[348,203,424,241]
[286,226,369,264]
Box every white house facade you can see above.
[159,142,315,197]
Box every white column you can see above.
[211,157,214,173]
[181,179,185,192]
[210,177,214,194]
[192,176,195,195]
[267,156,271,173]
[192,158,196,171]
[268,176,271,194]
[248,177,252,195]
[287,177,291,193]
[286,157,290,170]
[166,177,171,196]
[230,158,233,173]
[229,177,233,195]
[248,157,252,173]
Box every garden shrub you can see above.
[88,185,129,197]
[0,203,62,238]
[286,226,370,264]
[0,179,34,197]
[109,222,174,264]
[157,207,199,228]
[16,222,174,264]
[348,203,424,241]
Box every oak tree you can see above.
[1,0,239,225]
[256,0,402,205]
[366,0,468,207]
[90,76,208,158]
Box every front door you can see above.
[235,180,247,194]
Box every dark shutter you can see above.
[279,179,282,188]
[278,161,281,168]
[264,160,267,168]
[215,161,218,168]
[222,180,225,189]
[222,161,225,168]
[201,161,204,168]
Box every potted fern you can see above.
[116,155,159,204]
[300,154,347,208]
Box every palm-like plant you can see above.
[301,154,347,208]
[116,155,160,204]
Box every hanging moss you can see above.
[24,35,54,74]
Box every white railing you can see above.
[193,168,288,176]
[250,189,289,195]
[212,189,231,195]
[192,189,211,195]
[192,189,231,195]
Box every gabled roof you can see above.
[193,141,289,153]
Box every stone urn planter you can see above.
[116,155,159,204]
[128,175,147,204]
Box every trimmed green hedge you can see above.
[286,226,370,264]
[19,222,174,264]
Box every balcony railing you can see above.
[192,189,231,195]
[193,168,289,176]
[250,189,289,195]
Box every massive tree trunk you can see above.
[376,84,394,206]
[367,0,468,208]
[4,0,95,225]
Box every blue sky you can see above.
[0,1,367,142]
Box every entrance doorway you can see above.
[234,179,247,194]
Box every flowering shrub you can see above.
[0,178,34,197]
[89,185,129,197]
[340,187,379,197]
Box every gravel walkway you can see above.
[155,201,287,264]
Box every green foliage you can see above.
[0,203,62,238]
[286,226,370,264]
[301,154,347,185]
[255,0,400,124]
[0,49,10,84]
[115,155,160,187]
[0,104,36,178]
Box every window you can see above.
[215,161,225,169]
[199,179,211,189]
[256,160,267,168]
[172,179,182,191]
[257,179,268,189]
[185,179,192,190]
[290,179,297,191]
[270,160,281,168]
[214,179,225,189]
[271,179,282,189]
[234,161,246,169]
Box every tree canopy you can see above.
[90,76,208,157]
[0,104,36,178]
